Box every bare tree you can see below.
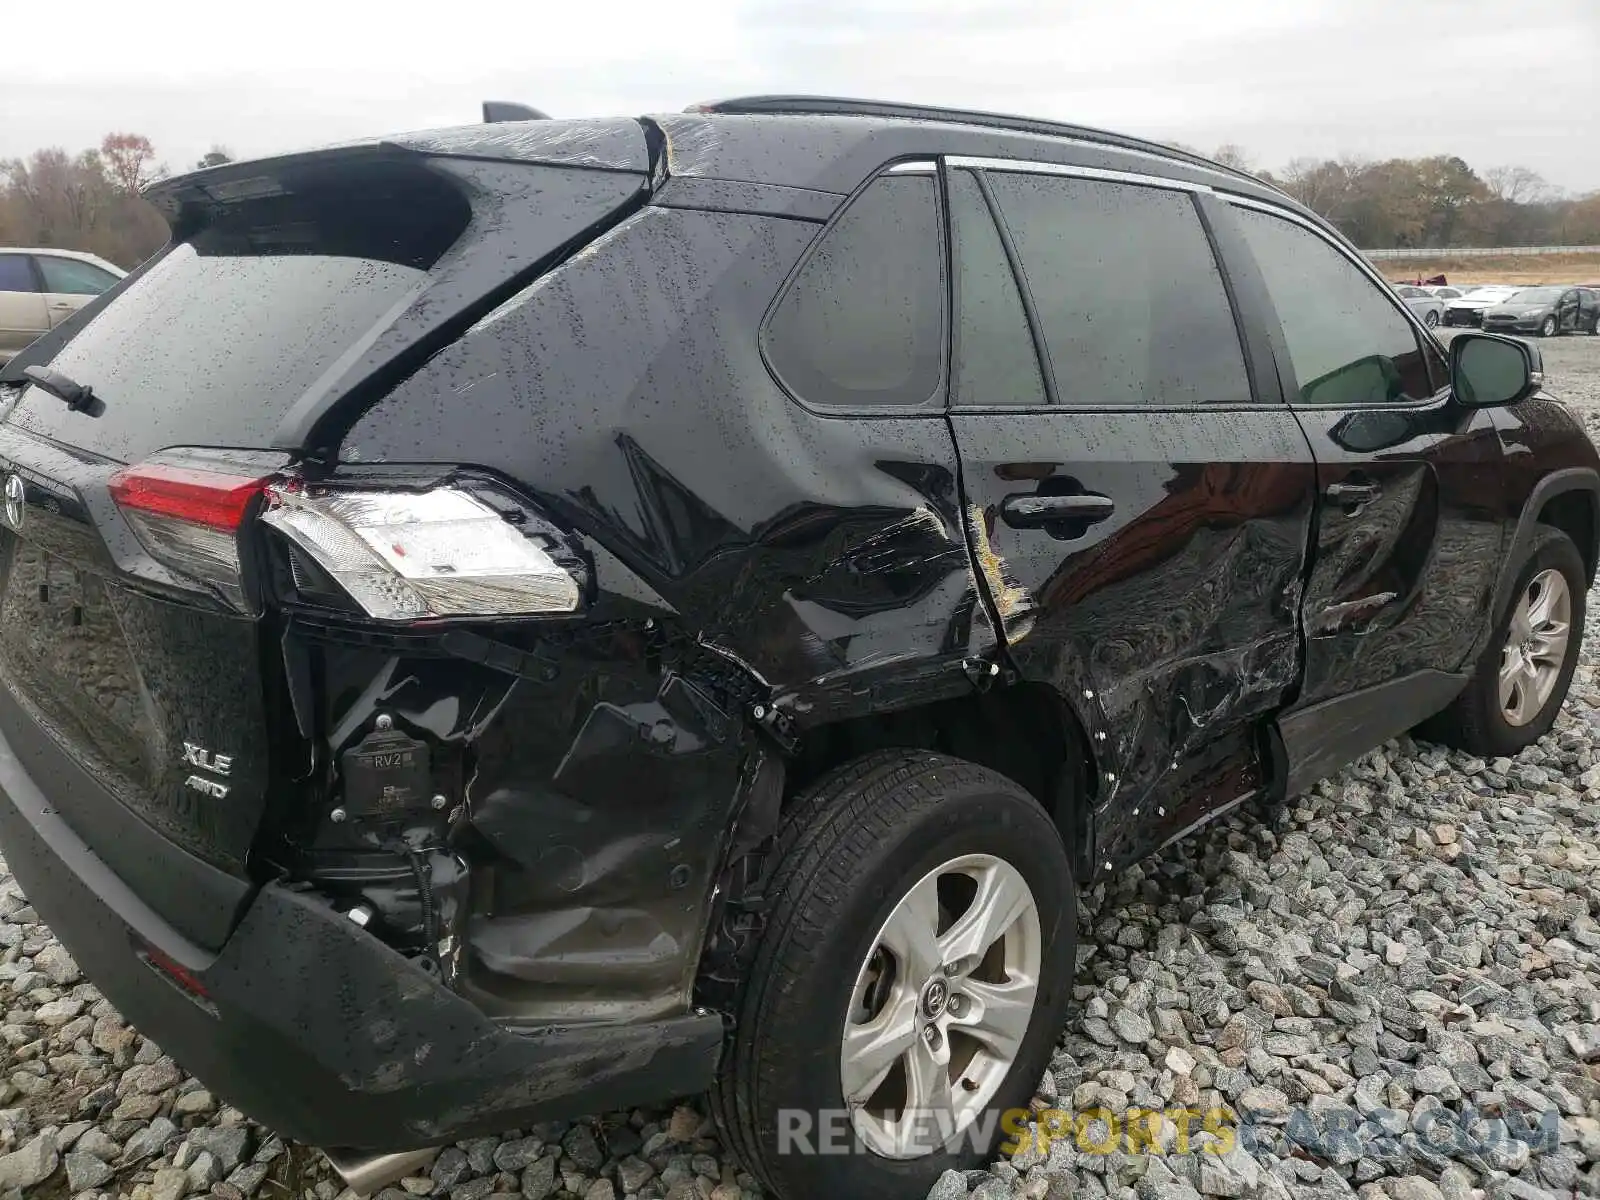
[1482,165,1551,206]
[1278,157,1355,220]
[101,132,157,194]
[2,140,167,266]
[1211,143,1254,173]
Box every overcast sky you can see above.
[4,0,1597,192]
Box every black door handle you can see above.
[1001,492,1116,529]
[1325,480,1381,506]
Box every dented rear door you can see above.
[943,162,1317,873]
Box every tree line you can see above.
[0,134,231,268]
[1203,145,1600,249]
[2,132,1597,269]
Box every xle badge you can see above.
[182,741,233,799]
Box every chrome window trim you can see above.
[946,155,1213,194]
[886,161,938,175]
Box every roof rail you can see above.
[686,95,1262,187]
[483,101,550,123]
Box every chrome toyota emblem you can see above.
[2,474,22,531]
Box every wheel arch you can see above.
[782,682,1100,880]
[1506,470,1600,596]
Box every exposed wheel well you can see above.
[784,683,1094,869]
[1538,490,1597,584]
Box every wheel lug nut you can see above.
[924,1026,943,1050]
[948,995,966,1017]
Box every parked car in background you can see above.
[0,97,1596,1200]
[0,249,126,362]
[1483,286,1600,337]
[1425,285,1464,300]
[1444,285,1523,327]
[1393,284,1444,327]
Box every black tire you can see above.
[1540,314,1558,338]
[1424,310,1440,329]
[710,750,1078,1200]
[1419,524,1585,757]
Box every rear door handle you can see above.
[1325,480,1381,507]
[1001,492,1116,529]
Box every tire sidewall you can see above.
[1465,529,1585,755]
[750,784,1076,1196]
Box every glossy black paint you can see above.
[955,411,1315,871]
[2,106,1599,1152]
[1289,395,1508,704]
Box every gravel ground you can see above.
[3,336,1600,1200]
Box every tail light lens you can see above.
[261,485,580,620]
[108,454,275,608]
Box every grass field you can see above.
[1378,250,1600,286]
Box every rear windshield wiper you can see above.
[23,366,105,417]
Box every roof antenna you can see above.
[482,101,550,123]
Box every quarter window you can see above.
[1232,207,1434,407]
[764,173,944,409]
[983,172,1251,407]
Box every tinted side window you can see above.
[948,170,1045,408]
[1232,207,1433,407]
[764,174,943,408]
[0,255,36,292]
[37,256,118,296]
[984,173,1250,407]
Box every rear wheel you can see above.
[1424,310,1440,329]
[1540,314,1559,337]
[710,750,1078,1200]
[1419,524,1585,757]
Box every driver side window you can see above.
[1232,206,1434,407]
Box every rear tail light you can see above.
[108,455,274,608]
[262,485,580,620]
[108,451,579,620]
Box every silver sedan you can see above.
[1393,284,1445,329]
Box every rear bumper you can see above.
[0,709,724,1151]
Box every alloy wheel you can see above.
[1500,567,1572,726]
[840,853,1042,1160]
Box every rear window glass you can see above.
[10,160,469,462]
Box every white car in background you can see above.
[1392,284,1445,328]
[1442,284,1523,328]
[0,248,126,363]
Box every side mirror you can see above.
[1450,332,1543,408]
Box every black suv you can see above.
[0,97,1596,1200]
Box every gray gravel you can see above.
[2,336,1600,1200]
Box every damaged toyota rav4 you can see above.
[0,96,1596,1200]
